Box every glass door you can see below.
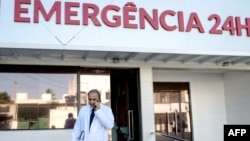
[110,68,141,141]
[153,82,192,141]
[79,68,141,141]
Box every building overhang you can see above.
[1,48,250,71]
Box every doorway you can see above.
[153,82,192,141]
[79,67,141,141]
[110,68,141,141]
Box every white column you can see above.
[140,66,156,141]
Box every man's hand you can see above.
[95,101,100,110]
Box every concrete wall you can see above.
[0,129,72,141]
[140,66,155,141]
[223,72,250,124]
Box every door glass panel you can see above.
[110,69,140,141]
[153,82,192,141]
[79,69,112,140]
[80,74,111,106]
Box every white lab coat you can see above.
[72,104,114,141]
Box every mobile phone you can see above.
[95,100,99,108]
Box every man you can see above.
[72,89,114,141]
[64,112,76,129]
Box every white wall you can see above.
[223,72,250,124]
[153,70,227,141]
[0,129,72,141]
[1,0,250,56]
[140,66,156,141]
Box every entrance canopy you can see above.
[0,48,250,70]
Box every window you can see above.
[0,65,77,129]
[0,65,111,130]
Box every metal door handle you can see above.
[174,110,178,134]
[128,110,134,140]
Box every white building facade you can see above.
[1,0,250,141]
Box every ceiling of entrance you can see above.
[1,48,250,70]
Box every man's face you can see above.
[88,92,99,108]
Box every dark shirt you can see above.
[64,118,76,129]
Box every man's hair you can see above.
[88,89,101,102]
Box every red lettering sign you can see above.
[13,0,250,37]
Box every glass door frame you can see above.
[110,68,142,141]
[153,82,193,141]
[77,67,142,141]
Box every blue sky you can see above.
[0,73,75,99]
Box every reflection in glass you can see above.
[0,73,77,129]
[0,71,112,133]
[80,74,113,140]
[153,82,192,141]
[80,75,110,106]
